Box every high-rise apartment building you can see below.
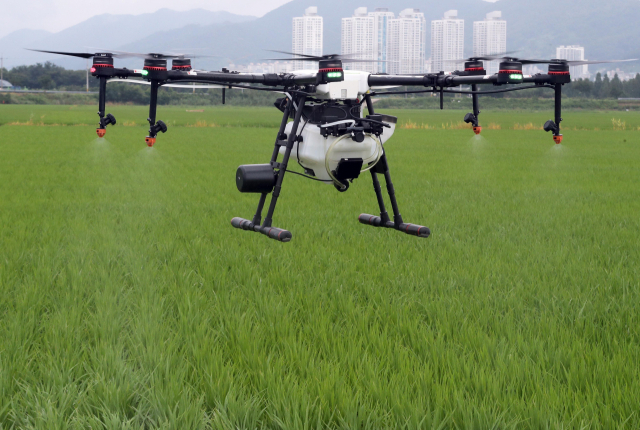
[388,9,426,75]
[473,11,507,75]
[369,8,395,73]
[292,7,323,70]
[556,45,589,79]
[431,10,464,72]
[341,7,375,73]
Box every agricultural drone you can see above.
[29,48,636,243]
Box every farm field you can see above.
[0,105,639,429]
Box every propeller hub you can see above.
[464,60,484,71]
[172,58,192,71]
[548,62,570,75]
[92,56,114,68]
[498,61,523,74]
[144,58,167,71]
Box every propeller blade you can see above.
[262,57,321,62]
[26,49,94,59]
[452,51,520,62]
[266,50,319,59]
[341,59,388,63]
[518,59,558,65]
[565,59,638,66]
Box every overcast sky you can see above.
[0,0,292,39]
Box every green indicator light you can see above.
[510,74,523,80]
[141,70,149,76]
[326,72,342,79]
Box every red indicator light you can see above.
[90,67,96,73]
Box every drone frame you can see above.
[69,53,578,242]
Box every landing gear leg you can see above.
[359,94,430,238]
[231,94,307,242]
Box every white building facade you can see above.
[341,8,375,73]
[556,45,589,79]
[388,9,426,75]
[292,7,323,70]
[369,8,395,73]
[431,10,464,73]
[473,11,507,75]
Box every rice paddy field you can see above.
[0,104,639,429]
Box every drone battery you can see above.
[236,164,276,193]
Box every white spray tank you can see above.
[280,71,397,183]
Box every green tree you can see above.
[38,75,55,90]
[593,73,603,98]
[610,74,624,99]
[571,78,594,98]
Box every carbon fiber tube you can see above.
[231,217,255,231]
[398,223,431,238]
[262,227,292,242]
[359,214,383,227]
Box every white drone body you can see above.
[280,70,397,183]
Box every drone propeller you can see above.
[27,49,110,59]
[264,50,384,63]
[489,56,638,66]
[455,51,520,63]
[28,48,215,60]
[94,49,217,60]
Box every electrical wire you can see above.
[285,170,333,182]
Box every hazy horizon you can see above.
[0,0,293,39]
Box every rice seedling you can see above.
[0,105,638,429]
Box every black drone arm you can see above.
[164,70,318,87]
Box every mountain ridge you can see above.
[3,0,639,73]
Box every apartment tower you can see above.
[292,7,323,70]
[388,9,426,75]
[341,8,375,72]
[473,11,507,75]
[556,45,589,79]
[431,10,464,72]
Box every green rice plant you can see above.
[0,106,638,429]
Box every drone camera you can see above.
[236,164,277,193]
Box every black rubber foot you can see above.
[262,227,292,243]
[231,217,292,242]
[359,214,430,238]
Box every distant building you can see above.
[341,7,375,73]
[230,62,295,74]
[0,79,13,89]
[293,7,323,70]
[473,11,507,75]
[431,10,464,72]
[369,8,395,73]
[388,9,426,75]
[556,45,589,79]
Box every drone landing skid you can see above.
[359,155,430,239]
[231,218,292,242]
